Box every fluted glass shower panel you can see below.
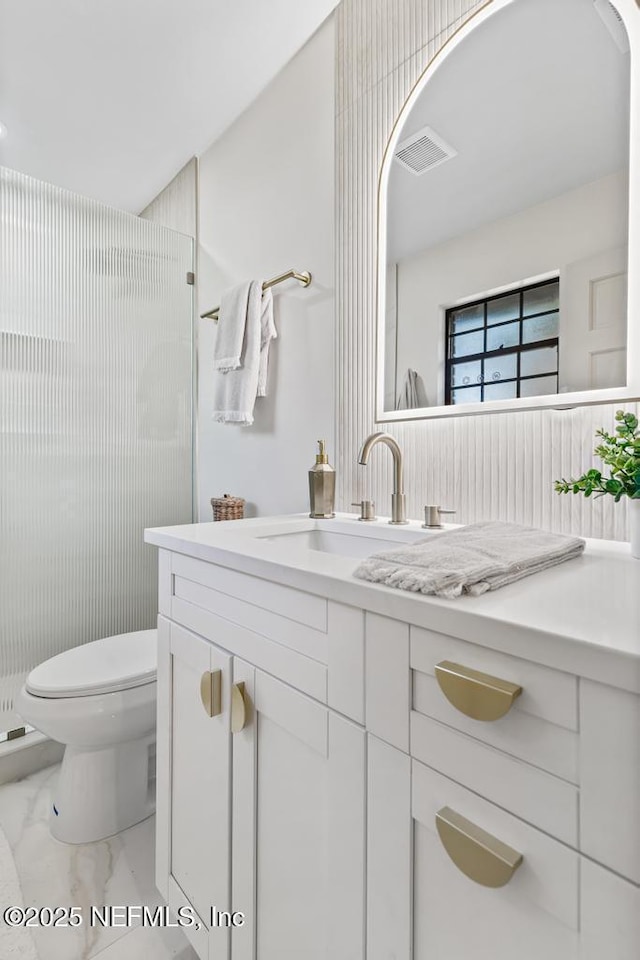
[0,167,194,731]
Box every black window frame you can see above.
[444,277,560,406]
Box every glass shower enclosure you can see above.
[0,167,194,734]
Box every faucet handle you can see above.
[351,500,377,521]
[423,505,456,529]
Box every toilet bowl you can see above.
[16,629,157,844]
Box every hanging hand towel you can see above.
[396,369,428,409]
[212,281,277,425]
[213,281,252,372]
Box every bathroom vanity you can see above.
[145,514,640,960]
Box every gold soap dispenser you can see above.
[309,440,336,519]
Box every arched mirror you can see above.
[377,0,639,420]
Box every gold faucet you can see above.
[357,432,407,525]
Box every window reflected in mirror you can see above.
[381,0,631,416]
[446,279,559,405]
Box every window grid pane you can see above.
[445,279,559,404]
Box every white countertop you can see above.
[144,513,640,694]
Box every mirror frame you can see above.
[376,0,640,422]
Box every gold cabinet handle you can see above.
[434,660,522,721]
[435,806,523,888]
[231,682,249,733]
[200,670,222,718]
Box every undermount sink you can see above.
[256,519,429,559]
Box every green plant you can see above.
[555,410,640,502]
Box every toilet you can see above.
[16,629,157,844]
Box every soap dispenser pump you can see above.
[309,440,336,519]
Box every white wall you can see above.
[393,171,628,407]
[197,17,335,519]
[140,158,198,239]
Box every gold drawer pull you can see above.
[200,670,222,718]
[434,660,522,721]
[231,682,249,733]
[435,806,523,888]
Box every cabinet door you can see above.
[367,735,581,960]
[580,857,640,960]
[157,616,233,960]
[231,660,365,960]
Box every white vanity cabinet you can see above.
[365,613,640,960]
[154,553,366,960]
[146,525,640,960]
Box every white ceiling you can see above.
[387,0,631,262]
[0,0,339,212]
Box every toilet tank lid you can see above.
[26,630,158,699]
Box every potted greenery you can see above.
[555,410,640,558]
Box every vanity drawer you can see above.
[369,736,639,960]
[409,759,640,960]
[412,670,578,783]
[411,626,578,731]
[411,711,578,845]
[173,573,328,663]
[170,553,328,632]
[364,616,578,764]
[168,553,330,700]
[411,759,579,938]
[170,599,366,721]
[170,597,328,703]
[167,556,366,719]
[410,625,579,782]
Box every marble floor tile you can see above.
[0,810,38,959]
[91,923,197,959]
[0,763,197,960]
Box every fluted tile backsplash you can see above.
[335,0,635,540]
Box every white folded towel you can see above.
[212,281,277,425]
[354,521,585,599]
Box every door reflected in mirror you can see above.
[380,0,633,418]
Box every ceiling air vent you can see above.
[394,125,457,176]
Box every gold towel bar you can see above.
[200,268,312,321]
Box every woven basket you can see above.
[211,494,245,521]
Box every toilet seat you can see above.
[26,629,157,699]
